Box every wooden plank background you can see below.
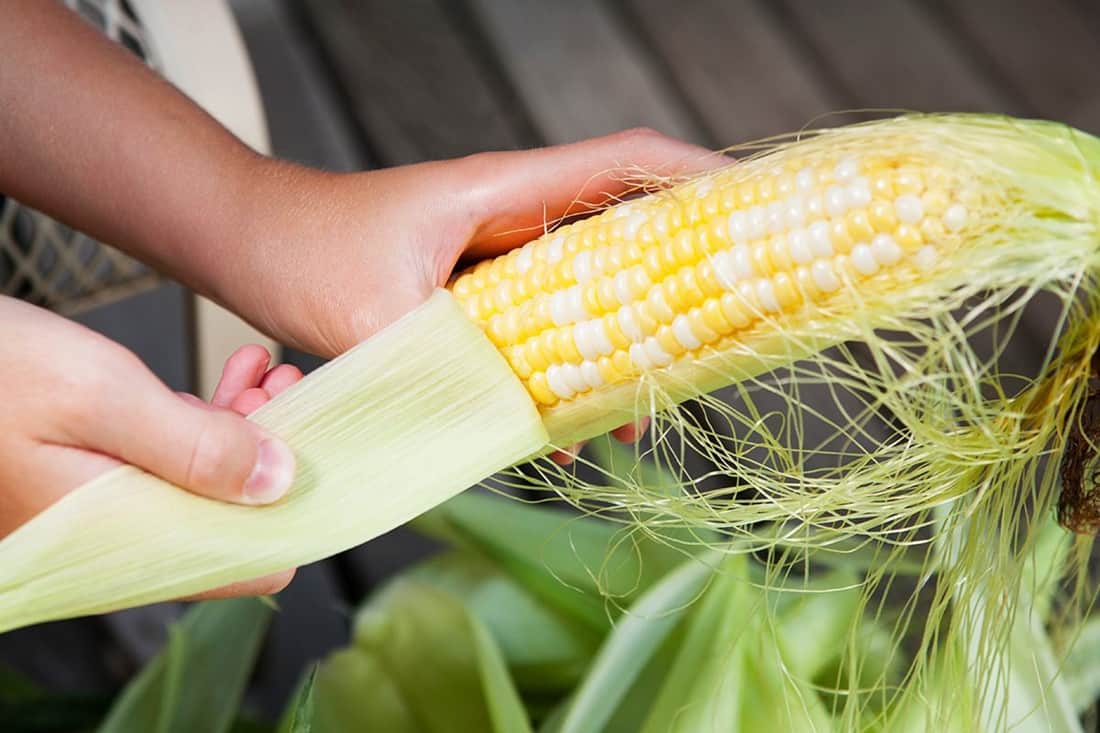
[6,0,1100,723]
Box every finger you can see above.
[230,387,272,417]
[182,568,296,600]
[211,345,271,409]
[461,128,727,257]
[550,443,584,465]
[612,417,651,444]
[260,364,303,397]
[85,370,295,506]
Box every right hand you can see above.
[0,296,297,595]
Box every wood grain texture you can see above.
[469,0,705,144]
[931,0,1100,133]
[779,0,1020,115]
[621,0,841,144]
[300,0,536,165]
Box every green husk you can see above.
[0,291,548,631]
[97,597,272,733]
[276,665,317,733]
[395,550,599,694]
[311,581,532,733]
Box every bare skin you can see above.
[0,1,719,596]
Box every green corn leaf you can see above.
[331,581,532,733]
[737,620,836,733]
[276,664,317,733]
[414,489,685,632]
[775,572,861,680]
[1060,615,1100,713]
[555,553,717,733]
[97,598,272,733]
[639,555,753,733]
[310,648,417,733]
[400,550,599,694]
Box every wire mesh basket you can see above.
[0,0,162,314]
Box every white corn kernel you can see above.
[550,290,572,326]
[573,250,594,283]
[644,338,675,367]
[796,167,816,191]
[711,250,739,289]
[567,286,588,322]
[748,206,768,239]
[613,271,634,305]
[548,236,566,263]
[913,245,939,271]
[546,365,575,400]
[825,185,849,216]
[834,156,860,181]
[625,211,649,238]
[788,228,813,265]
[811,260,841,292]
[767,201,786,233]
[784,195,806,228]
[516,246,534,274]
[850,244,879,275]
[580,360,604,389]
[574,321,599,361]
[562,363,589,394]
[727,210,749,243]
[755,279,781,312]
[895,195,924,225]
[809,221,833,258]
[629,342,653,370]
[871,233,903,265]
[848,177,872,208]
[806,193,824,219]
[617,305,644,342]
[944,204,967,232]
[672,315,702,350]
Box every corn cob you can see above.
[450,121,983,446]
[3,113,1100,630]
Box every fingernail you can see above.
[244,438,295,504]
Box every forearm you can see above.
[0,1,265,301]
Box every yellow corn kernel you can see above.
[554,328,582,364]
[603,313,631,350]
[701,298,731,334]
[528,372,558,406]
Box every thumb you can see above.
[88,381,295,506]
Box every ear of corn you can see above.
[3,114,1100,630]
[451,115,1100,448]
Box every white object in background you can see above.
[131,0,278,398]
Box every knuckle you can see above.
[613,126,664,145]
[185,418,239,494]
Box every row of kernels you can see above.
[525,222,943,405]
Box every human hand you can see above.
[0,297,297,596]
[220,130,719,461]
[225,129,718,358]
[1,7,720,463]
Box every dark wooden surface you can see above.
[6,0,1100,723]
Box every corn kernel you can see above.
[527,372,558,406]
